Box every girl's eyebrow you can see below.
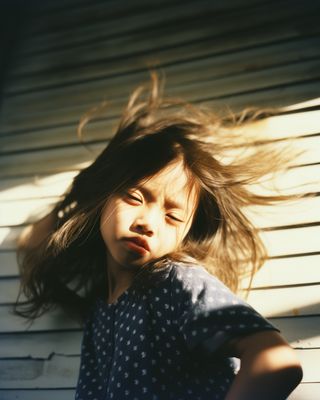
[137,185,185,211]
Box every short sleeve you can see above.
[171,263,280,357]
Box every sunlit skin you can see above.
[221,330,303,399]
[100,159,198,303]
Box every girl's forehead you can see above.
[138,161,198,209]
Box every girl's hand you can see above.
[221,330,303,400]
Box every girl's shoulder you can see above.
[166,260,279,355]
[167,260,230,295]
[164,259,246,316]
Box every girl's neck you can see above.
[106,252,137,304]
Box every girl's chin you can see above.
[120,253,161,268]
[119,253,150,267]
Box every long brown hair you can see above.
[14,72,307,323]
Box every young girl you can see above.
[15,73,303,399]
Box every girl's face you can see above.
[100,160,198,269]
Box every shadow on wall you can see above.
[0,0,36,110]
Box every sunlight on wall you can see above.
[0,171,80,201]
[0,228,10,246]
[282,97,320,111]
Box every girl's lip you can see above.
[123,238,149,255]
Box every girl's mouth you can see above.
[122,238,149,255]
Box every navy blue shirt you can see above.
[75,261,279,400]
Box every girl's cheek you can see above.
[118,205,136,220]
[176,224,187,241]
[165,229,181,251]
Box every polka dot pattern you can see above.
[75,262,279,399]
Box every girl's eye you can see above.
[166,213,183,223]
[126,192,142,203]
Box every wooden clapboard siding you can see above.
[1,105,320,153]
[0,305,80,333]
[10,0,316,67]
[0,163,318,203]
[0,354,80,389]
[0,390,75,400]
[0,0,319,398]
[5,32,320,105]
[0,171,78,200]
[2,55,320,133]
[0,252,17,276]
[6,2,320,81]
[0,331,82,358]
[0,134,319,178]
[21,0,269,42]
[1,3,320,132]
[8,34,320,95]
[243,255,320,287]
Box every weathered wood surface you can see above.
[0,251,17,276]
[1,0,319,396]
[1,107,320,154]
[0,171,77,200]
[0,163,318,205]
[0,331,82,358]
[17,0,274,47]
[7,35,320,102]
[0,304,81,333]
[289,383,320,400]
[9,2,319,57]
[0,134,319,178]
[0,354,80,389]
[245,284,320,317]
[258,225,320,257]
[2,58,320,134]
[242,255,320,288]
[270,316,320,348]
[0,389,75,400]
[5,33,320,108]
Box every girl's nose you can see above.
[132,222,153,236]
[131,208,159,237]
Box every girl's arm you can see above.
[222,330,303,400]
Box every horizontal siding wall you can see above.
[0,0,319,398]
